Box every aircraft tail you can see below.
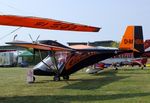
[144,39,150,50]
[119,26,144,57]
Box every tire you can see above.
[63,75,69,80]
[115,67,118,70]
[53,76,60,81]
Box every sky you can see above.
[0,0,149,45]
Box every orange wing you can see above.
[6,41,72,51]
[0,15,100,32]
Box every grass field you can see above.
[0,67,150,103]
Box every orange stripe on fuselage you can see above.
[65,52,97,70]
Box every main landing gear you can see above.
[63,75,69,80]
[53,75,60,81]
[53,75,69,81]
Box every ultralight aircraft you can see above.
[0,15,144,81]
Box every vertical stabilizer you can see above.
[119,26,144,53]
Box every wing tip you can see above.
[94,27,101,32]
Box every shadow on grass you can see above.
[34,80,52,84]
[62,70,129,90]
[116,69,150,74]
[62,76,129,90]
[0,92,150,103]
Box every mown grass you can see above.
[0,67,150,103]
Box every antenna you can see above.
[35,35,40,43]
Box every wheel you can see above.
[53,76,60,81]
[115,67,118,70]
[63,75,69,80]
[141,65,144,69]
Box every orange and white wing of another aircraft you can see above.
[0,15,100,32]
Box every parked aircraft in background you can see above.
[86,40,150,74]
[87,56,147,74]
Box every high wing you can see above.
[6,40,73,51]
[7,40,119,52]
[0,15,100,32]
